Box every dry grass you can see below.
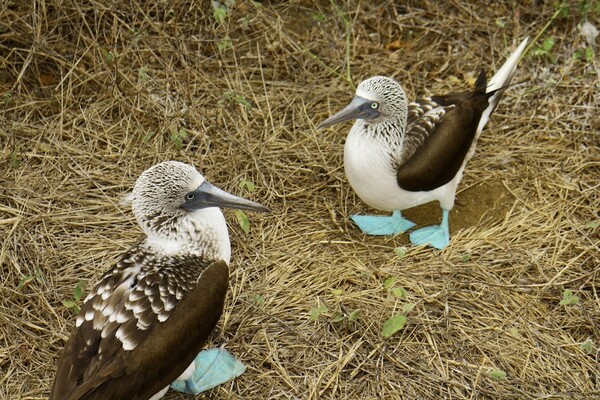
[1,1,599,399]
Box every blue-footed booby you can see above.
[50,161,269,400]
[318,38,529,249]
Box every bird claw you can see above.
[170,347,246,395]
[351,211,415,235]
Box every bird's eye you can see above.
[185,192,195,201]
[371,102,379,109]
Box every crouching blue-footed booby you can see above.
[318,38,529,249]
[50,161,269,400]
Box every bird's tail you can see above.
[476,37,529,137]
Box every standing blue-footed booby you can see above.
[50,161,269,400]
[318,38,529,249]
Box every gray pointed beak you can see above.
[182,181,270,213]
[317,96,379,129]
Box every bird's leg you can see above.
[170,347,246,395]
[409,208,450,249]
[351,210,416,235]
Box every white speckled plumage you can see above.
[320,39,529,247]
[50,161,268,400]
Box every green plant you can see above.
[581,338,594,354]
[559,289,579,306]
[141,130,155,144]
[212,1,231,25]
[17,267,43,289]
[239,179,256,193]
[489,369,507,380]
[310,305,328,321]
[9,149,21,168]
[138,65,149,82]
[63,281,85,314]
[532,37,556,62]
[381,314,406,338]
[234,210,250,233]
[393,246,407,258]
[223,92,252,110]
[169,126,188,150]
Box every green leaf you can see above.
[239,179,256,193]
[381,314,406,338]
[138,66,149,82]
[10,150,20,168]
[401,302,414,313]
[331,311,346,323]
[489,369,507,380]
[17,275,34,290]
[585,47,594,63]
[62,300,76,309]
[253,295,265,306]
[234,210,250,233]
[234,94,252,110]
[311,13,325,22]
[3,92,12,105]
[584,219,600,229]
[559,289,579,306]
[74,281,85,301]
[495,18,506,29]
[508,327,521,338]
[217,38,232,51]
[393,246,407,258]
[542,37,555,52]
[581,338,594,354]
[383,276,397,289]
[347,309,360,323]
[213,4,228,24]
[392,287,407,298]
[331,289,343,296]
[142,130,155,144]
[170,133,183,150]
[310,305,328,321]
[573,48,584,59]
[461,252,471,262]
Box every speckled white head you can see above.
[355,76,408,122]
[130,161,269,262]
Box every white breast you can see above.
[344,124,462,212]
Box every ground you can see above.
[1,1,599,399]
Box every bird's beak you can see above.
[182,181,270,213]
[317,96,377,129]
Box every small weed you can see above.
[138,66,149,82]
[311,13,325,23]
[141,130,155,144]
[559,289,579,306]
[234,210,250,233]
[383,276,397,289]
[331,288,343,296]
[17,267,43,290]
[553,1,570,18]
[381,314,406,338]
[169,126,188,150]
[489,369,507,380]
[217,37,233,51]
[310,305,328,321]
[10,149,21,168]
[394,246,407,258]
[212,1,230,25]
[573,47,595,63]
[62,281,85,314]
[3,92,12,106]
[392,287,407,299]
[581,338,594,354]
[101,48,114,64]
[532,37,556,62]
[584,219,600,229]
[331,308,360,324]
[461,252,471,262]
[239,179,256,193]
[253,294,265,306]
[223,92,252,110]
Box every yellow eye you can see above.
[371,102,379,109]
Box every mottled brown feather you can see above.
[397,71,491,191]
[50,245,229,400]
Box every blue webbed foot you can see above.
[170,347,246,395]
[351,210,415,235]
[409,209,450,249]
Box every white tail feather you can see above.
[476,37,529,137]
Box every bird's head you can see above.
[131,161,269,240]
[318,76,407,130]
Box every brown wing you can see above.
[397,73,491,192]
[50,246,229,400]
